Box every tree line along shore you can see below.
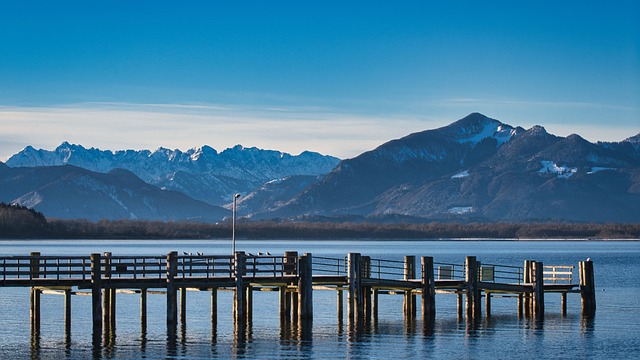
[1,203,639,240]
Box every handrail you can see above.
[367,258,406,280]
[0,255,577,287]
[543,265,574,284]
[478,263,523,284]
[0,255,92,281]
[243,255,288,278]
[433,262,466,280]
[313,256,346,276]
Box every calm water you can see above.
[0,239,639,359]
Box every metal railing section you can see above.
[313,256,346,276]
[478,263,523,284]
[176,255,234,279]
[243,255,289,278]
[0,256,91,281]
[103,256,166,280]
[366,258,406,280]
[433,262,466,281]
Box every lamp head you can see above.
[234,193,241,199]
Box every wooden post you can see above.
[180,287,187,327]
[517,293,524,318]
[457,292,463,320]
[64,288,72,335]
[579,260,596,317]
[233,251,246,325]
[292,292,299,322]
[102,288,111,335]
[102,252,113,334]
[110,289,117,331]
[29,252,41,334]
[362,256,371,324]
[140,288,148,333]
[532,261,545,317]
[298,253,313,323]
[485,292,492,317]
[337,289,343,324]
[404,256,416,319]
[90,253,102,335]
[29,252,41,279]
[421,256,436,322]
[210,288,218,332]
[246,285,253,325]
[561,292,567,316]
[166,251,178,330]
[30,287,41,334]
[284,251,297,324]
[347,253,363,324]
[523,260,533,317]
[372,289,379,322]
[465,256,480,318]
[279,286,290,325]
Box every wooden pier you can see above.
[0,251,596,340]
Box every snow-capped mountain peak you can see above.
[6,143,340,206]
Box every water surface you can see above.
[0,239,638,359]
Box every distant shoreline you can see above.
[1,237,638,242]
[2,211,640,241]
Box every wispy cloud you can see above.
[0,102,439,161]
[1,99,637,162]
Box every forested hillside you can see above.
[0,203,49,237]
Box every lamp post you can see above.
[232,193,241,254]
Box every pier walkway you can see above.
[0,251,596,339]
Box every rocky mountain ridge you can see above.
[258,113,640,222]
[6,143,340,205]
[3,113,639,223]
[0,164,229,222]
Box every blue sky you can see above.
[0,1,638,160]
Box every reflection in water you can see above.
[24,305,604,359]
[103,327,116,359]
[231,320,253,358]
[298,319,313,342]
[139,329,147,356]
[30,329,40,360]
[581,315,595,337]
[166,324,178,358]
[91,330,102,360]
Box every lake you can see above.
[0,239,638,359]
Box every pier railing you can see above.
[244,255,290,278]
[0,254,575,287]
[434,261,466,280]
[544,265,574,284]
[313,256,347,276]
[366,257,406,280]
[478,263,524,284]
[1,255,92,282]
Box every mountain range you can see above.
[3,113,639,223]
[251,113,640,222]
[0,164,228,222]
[6,143,340,206]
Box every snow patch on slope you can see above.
[587,167,613,175]
[538,161,577,178]
[457,122,517,145]
[14,192,43,208]
[451,170,470,179]
[448,207,474,215]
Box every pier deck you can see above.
[0,251,595,339]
